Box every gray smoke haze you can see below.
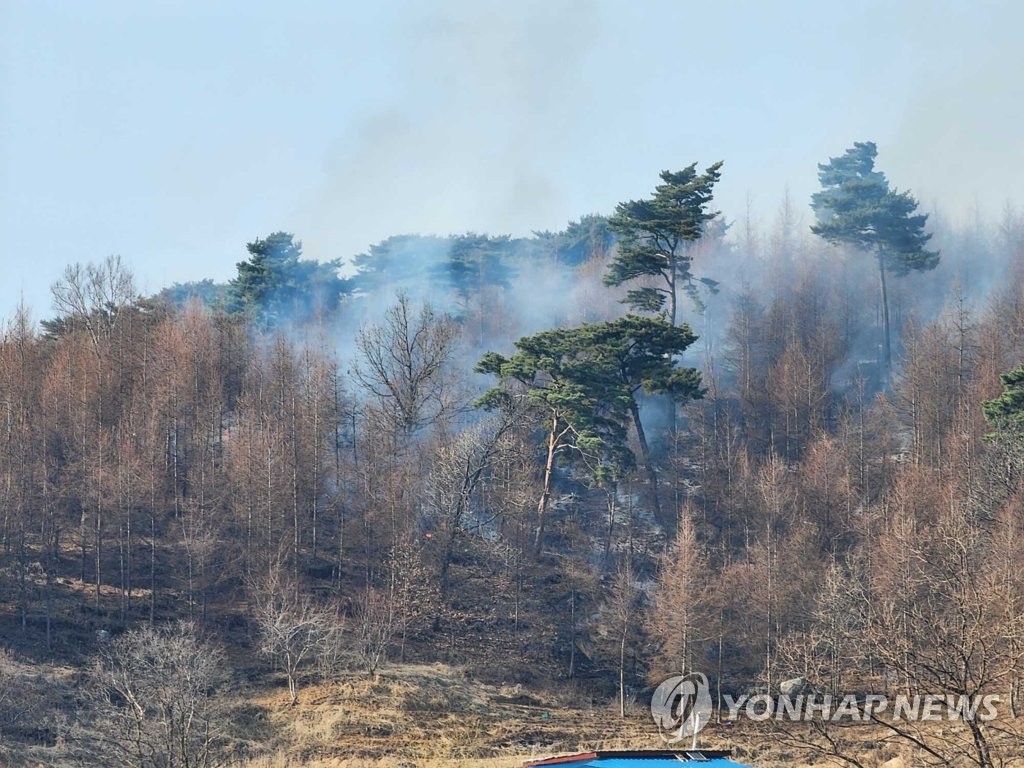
[299,0,600,266]
[884,4,1024,222]
[293,0,1024,289]
[2,1,1022,319]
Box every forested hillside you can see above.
[2,149,1024,766]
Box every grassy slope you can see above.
[230,663,876,768]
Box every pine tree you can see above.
[577,315,704,523]
[811,142,938,374]
[604,162,724,324]
[476,315,702,549]
[227,232,349,327]
[983,363,1024,431]
[476,325,632,554]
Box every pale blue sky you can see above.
[2,0,1022,320]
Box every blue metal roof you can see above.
[549,760,748,768]
[525,751,751,768]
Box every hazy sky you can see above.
[2,0,1022,320]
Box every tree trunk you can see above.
[568,588,576,678]
[629,399,664,526]
[619,629,627,718]
[534,415,562,556]
[877,249,892,379]
[668,268,677,329]
[149,513,156,626]
[291,390,300,579]
[439,526,456,599]
[715,612,724,722]
[667,271,679,434]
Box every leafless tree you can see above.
[51,254,138,356]
[862,491,1024,767]
[424,414,520,598]
[594,560,641,718]
[754,452,793,691]
[774,469,1024,768]
[0,649,38,755]
[353,292,460,438]
[249,566,339,705]
[353,585,395,676]
[335,533,439,676]
[85,622,230,768]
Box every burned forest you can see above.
[2,150,1024,767]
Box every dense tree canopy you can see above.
[535,214,616,267]
[437,233,517,313]
[476,314,702,547]
[350,235,452,297]
[476,324,634,469]
[157,278,228,309]
[5,149,1024,768]
[227,231,350,326]
[811,141,938,274]
[478,322,632,552]
[984,363,1024,430]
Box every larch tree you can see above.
[597,559,642,719]
[810,141,938,375]
[858,478,1022,767]
[646,508,711,681]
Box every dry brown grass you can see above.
[232,665,1024,768]
[238,664,907,768]
[228,663,1024,768]
[236,663,671,767]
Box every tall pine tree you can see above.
[810,142,938,375]
[604,162,724,324]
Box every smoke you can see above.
[317,174,1024,441]
[298,0,600,269]
[321,227,621,376]
[885,4,1024,220]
